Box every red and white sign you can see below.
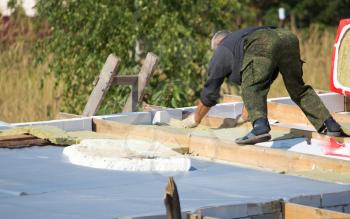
[330,18,350,96]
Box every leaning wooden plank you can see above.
[83,54,121,116]
[123,52,159,112]
[283,202,350,219]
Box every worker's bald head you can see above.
[211,30,230,50]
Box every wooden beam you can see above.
[92,118,189,154]
[345,96,350,112]
[164,177,181,219]
[223,95,350,124]
[92,118,350,182]
[123,52,159,112]
[112,75,138,85]
[83,54,121,116]
[0,134,50,148]
[283,202,350,219]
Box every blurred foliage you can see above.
[35,0,252,114]
[33,0,350,114]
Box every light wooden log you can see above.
[283,202,350,219]
[83,54,121,116]
[164,177,181,219]
[123,52,159,112]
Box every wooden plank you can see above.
[164,177,181,219]
[283,202,350,219]
[123,52,159,112]
[112,75,138,85]
[92,118,350,180]
[223,95,350,124]
[345,96,350,112]
[83,54,121,116]
[0,134,50,148]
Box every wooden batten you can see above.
[345,96,350,112]
[283,202,350,219]
[92,118,350,180]
[223,94,350,124]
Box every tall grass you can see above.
[269,25,335,97]
[0,15,61,123]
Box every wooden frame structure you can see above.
[82,52,159,116]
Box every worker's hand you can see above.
[182,114,199,128]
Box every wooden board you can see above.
[123,52,159,112]
[83,54,121,116]
[223,95,350,124]
[283,202,350,219]
[0,134,50,148]
[92,118,350,183]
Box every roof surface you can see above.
[0,146,349,218]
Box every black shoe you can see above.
[319,117,342,137]
[235,118,271,144]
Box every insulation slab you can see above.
[0,147,349,218]
[63,139,191,171]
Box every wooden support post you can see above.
[345,96,350,112]
[164,177,182,219]
[283,202,350,219]
[123,52,159,112]
[82,54,121,117]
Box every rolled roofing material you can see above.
[63,138,191,171]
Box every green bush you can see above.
[35,0,251,114]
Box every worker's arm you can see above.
[183,46,232,128]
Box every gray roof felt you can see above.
[0,146,349,218]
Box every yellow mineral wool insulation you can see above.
[63,139,191,171]
[0,126,76,145]
[337,29,350,87]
